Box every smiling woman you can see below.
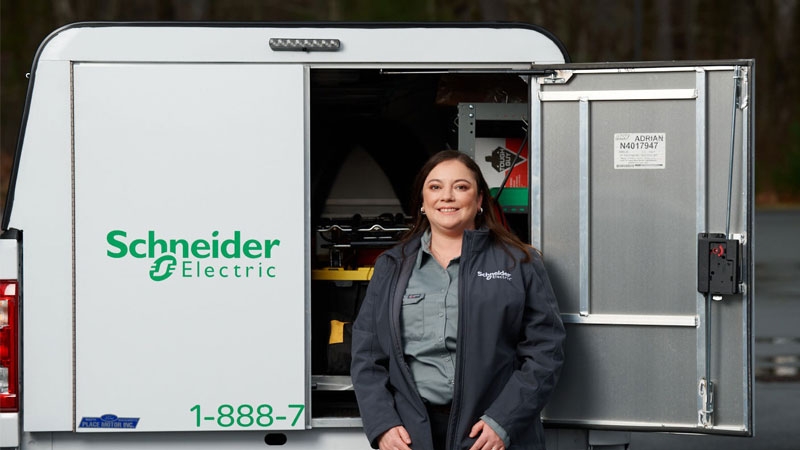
[351,150,566,450]
[409,151,536,266]
[421,158,483,265]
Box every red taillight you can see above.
[0,280,18,412]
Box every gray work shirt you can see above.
[401,230,459,406]
[400,231,510,445]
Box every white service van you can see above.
[1,23,754,449]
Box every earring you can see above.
[478,207,484,215]
[420,207,426,215]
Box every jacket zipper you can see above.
[385,251,429,419]
[448,231,474,450]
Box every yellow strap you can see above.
[329,319,348,345]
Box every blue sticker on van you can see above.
[79,414,140,429]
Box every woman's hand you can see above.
[378,425,413,450]
[468,420,505,450]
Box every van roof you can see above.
[37,22,569,64]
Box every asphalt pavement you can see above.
[629,208,800,449]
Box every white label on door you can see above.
[614,133,666,169]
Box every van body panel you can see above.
[11,60,75,432]
[21,428,368,449]
[72,62,307,432]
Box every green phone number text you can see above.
[190,403,304,428]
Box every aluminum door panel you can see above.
[537,63,753,435]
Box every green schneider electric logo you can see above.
[106,230,280,282]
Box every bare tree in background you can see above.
[328,0,342,20]
[655,0,673,59]
[479,0,508,21]
[172,0,210,20]
[52,0,75,23]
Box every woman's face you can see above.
[422,159,483,237]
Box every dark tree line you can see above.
[2,0,799,208]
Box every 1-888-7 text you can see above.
[190,403,304,428]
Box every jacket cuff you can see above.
[481,414,511,447]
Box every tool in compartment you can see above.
[316,213,411,269]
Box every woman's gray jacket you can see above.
[351,229,566,450]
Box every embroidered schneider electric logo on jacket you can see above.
[477,270,512,281]
[106,230,280,282]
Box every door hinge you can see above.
[735,66,749,110]
[535,69,573,84]
[698,378,715,427]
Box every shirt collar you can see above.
[418,229,465,268]
[416,229,433,269]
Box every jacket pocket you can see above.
[401,293,425,340]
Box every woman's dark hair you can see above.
[404,150,534,262]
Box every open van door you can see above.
[529,61,754,435]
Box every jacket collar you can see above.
[384,227,491,263]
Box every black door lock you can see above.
[698,233,741,295]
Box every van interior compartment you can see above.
[308,69,531,424]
